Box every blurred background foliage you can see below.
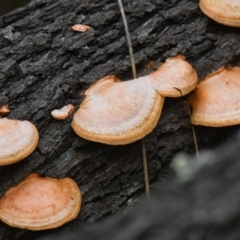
[0,0,30,16]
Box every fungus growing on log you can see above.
[0,104,10,118]
[199,0,240,27]
[0,118,39,165]
[149,55,198,97]
[188,66,240,126]
[71,56,197,145]
[51,104,74,120]
[72,75,164,145]
[71,24,91,32]
[0,173,82,230]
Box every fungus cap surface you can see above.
[200,0,240,27]
[51,104,74,120]
[188,67,240,126]
[71,24,91,32]
[0,104,10,117]
[149,55,198,97]
[72,75,164,145]
[0,173,81,230]
[0,119,39,165]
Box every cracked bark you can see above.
[40,132,240,240]
[0,0,240,239]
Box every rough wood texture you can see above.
[0,0,240,239]
[40,131,240,240]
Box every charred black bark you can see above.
[0,0,240,239]
[40,131,240,240]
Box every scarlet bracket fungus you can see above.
[71,24,91,32]
[71,56,197,144]
[188,66,240,126]
[0,173,82,230]
[149,55,198,97]
[199,0,240,27]
[0,118,39,165]
[51,104,74,120]
[0,104,10,118]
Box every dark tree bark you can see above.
[39,131,240,240]
[0,0,240,239]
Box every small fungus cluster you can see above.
[2,4,240,231]
[0,105,82,230]
[71,55,198,145]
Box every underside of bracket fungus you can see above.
[188,66,240,127]
[199,0,240,27]
[0,118,39,165]
[149,55,198,97]
[71,55,197,145]
[0,173,81,230]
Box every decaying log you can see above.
[0,0,240,239]
[40,131,240,240]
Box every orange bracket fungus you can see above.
[149,55,198,97]
[199,0,240,27]
[188,66,240,127]
[0,104,10,118]
[0,173,81,230]
[71,24,91,32]
[0,118,39,165]
[51,104,74,120]
[72,75,164,145]
[72,55,197,145]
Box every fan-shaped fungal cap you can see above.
[149,55,198,97]
[71,24,91,32]
[71,75,164,145]
[0,118,39,165]
[0,173,81,230]
[199,0,240,27]
[51,104,74,120]
[0,104,10,117]
[188,66,240,126]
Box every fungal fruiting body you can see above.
[0,118,39,165]
[188,66,240,126]
[0,173,82,230]
[149,55,198,97]
[199,0,240,27]
[71,24,91,32]
[51,104,74,120]
[72,75,164,145]
[0,104,10,118]
[72,55,198,145]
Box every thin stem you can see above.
[142,138,150,197]
[117,0,136,79]
[173,87,200,161]
[147,26,169,48]
[187,106,200,161]
[117,0,150,197]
